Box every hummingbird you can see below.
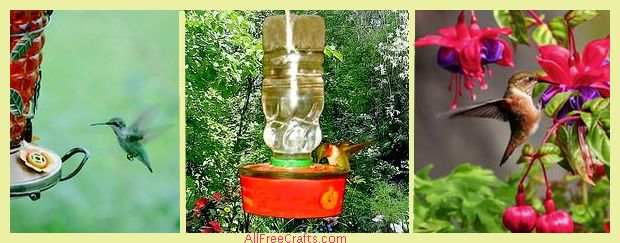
[91,110,160,173]
[447,71,542,166]
[315,141,370,171]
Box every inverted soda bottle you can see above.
[261,14,325,167]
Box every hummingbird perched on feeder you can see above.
[447,71,542,166]
[91,110,161,173]
[314,141,370,171]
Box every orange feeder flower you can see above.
[239,14,348,219]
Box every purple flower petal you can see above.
[480,39,504,64]
[437,47,462,73]
[578,86,601,101]
[540,85,565,106]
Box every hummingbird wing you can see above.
[128,108,168,144]
[343,143,369,155]
[447,99,510,121]
[129,108,158,136]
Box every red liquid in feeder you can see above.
[10,10,48,146]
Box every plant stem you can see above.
[526,10,544,26]
[518,154,539,188]
[564,11,578,65]
[581,181,589,205]
[540,115,581,146]
[470,10,477,23]
[539,159,550,190]
[577,125,594,179]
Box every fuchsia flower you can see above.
[416,11,514,109]
[200,220,223,233]
[538,37,610,118]
[212,192,223,203]
[193,197,209,217]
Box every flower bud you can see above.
[536,210,574,233]
[503,192,537,233]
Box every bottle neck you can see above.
[270,152,313,168]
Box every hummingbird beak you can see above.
[90,122,112,126]
[539,79,553,85]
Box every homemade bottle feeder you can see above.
[10,10,89,201]
[240,14,348,219]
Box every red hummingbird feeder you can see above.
[10,10,89,200]
[239,14,348,219]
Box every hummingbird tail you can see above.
[499,135,521,166]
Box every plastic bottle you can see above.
[261,14,325,167]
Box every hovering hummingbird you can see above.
[315,141,370,171]
[91,110,161,173]
[447,71,542,166]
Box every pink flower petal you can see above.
[538,45,571,72]
[478,27,512,39]
[582,37,610,69]
[415,35,453,47]
[456,11,470,40]
[590,81,610,97]
[438,26,457,38]
[458,41,483,77]
[537,55,571,85]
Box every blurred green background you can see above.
[10,11,180,232]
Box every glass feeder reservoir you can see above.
[240,14,348,219]
[10,10,89,201]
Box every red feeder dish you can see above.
[240,163,348,218]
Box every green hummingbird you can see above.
[448,71,542,166]
[315,141,370,171]
[91,111,160,173]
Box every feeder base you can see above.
[240,163,348,219]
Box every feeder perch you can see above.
[10,10,89,200]
[240,14,348,219]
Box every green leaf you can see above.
[416,164,434,180]
[532,82,549,99]
[517,155,532,164]
[324,45,333,57]
[522,143,535,156]
[543,91,575,117]
[537,154,563,166]
[493,10,529,45]
[332,49,344,62]
[532,23,557,45]
[557,126,588,180]
[539,143,561,155]
[10,32,35,61]
[586,124,610,166]
[566,10,600,27]
[493,10,512,29]
[579,112,596,130]
[570,204,596,224]
[592,98,609,115]
[548,16,568,46]
[324,45,343,62]
[10,88,24,116]
[509,11,530,45]
[582,97,604,111]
